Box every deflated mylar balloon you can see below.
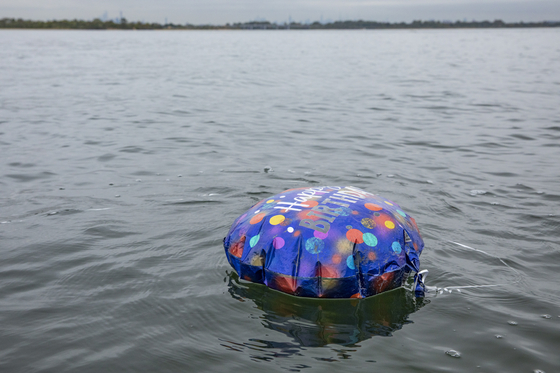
[224,186,426,298]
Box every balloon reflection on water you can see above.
[224,271,428,351]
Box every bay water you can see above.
[1,28,559,372]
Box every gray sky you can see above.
[2,0,559,24]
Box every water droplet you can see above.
[136,179,142,182]
[533,370,545,373]
[508,321,518,325]
[109,183,114,186]
[59,187,65,190]
[177,174,182,177]
[115,195,121,198]
[445,350,461,358]
[47,211,58,216]
[495,334,503,339]
[541,314,551,319]
[264,166,272,173]
[387,174,394,178]
[426,180,433,184]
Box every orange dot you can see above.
[365,203,383,211]
[298,210,319,221]
[293,230,301,237]
[367,251,377,261]
[351,210,359,215]
[346,229,364,244]
[413,242,419,251]
[229,237,245,258]
[304,200,319,208]
[332,254,342,264]
[250,213,266,225]
[351,293,362,299]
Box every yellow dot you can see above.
[269,215,286,225]
[385,201,393,206]
[385,221,395,229]
[361,218,376,229]
[266,199,275,203]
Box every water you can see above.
[1,28,559,372]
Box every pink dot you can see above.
[273,237,285,249]
[314,230,328,239]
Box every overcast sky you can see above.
[2,0,559,24]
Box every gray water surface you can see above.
[1,29,560,372]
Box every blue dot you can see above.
[397,209,406,217]
[392,241,402,254]
[363,232,378,247]
[305,237,324,254]
[338,207,352,216]
[250,234,260,248]
[346,255,356,270]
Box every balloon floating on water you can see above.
[224,186,426,298]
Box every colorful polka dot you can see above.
[269,215,285,225]
[338,207,352,216]
[314,230,328,239]
[280,218,292,226]
[332,254,342,264]
[273,237,285,249]
[336,239,353,255]
[361,218,376,229]
[305,237,324,254]
[250,234,260,248]
[397,209,406,217]
[346,229,364,244]
[384,220,395,229]
[385,201,393,206]
[365,203,383,211]
[367,251,377,261]
[392,241,402,253]
[362,232,378,247]
[287,227,294,233]
[266,199,275,203]
[346,255,356,270]
[250,213,265,225]
[304,200,319,208]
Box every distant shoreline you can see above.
[1,18,560,30]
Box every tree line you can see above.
[1,17,559,30]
